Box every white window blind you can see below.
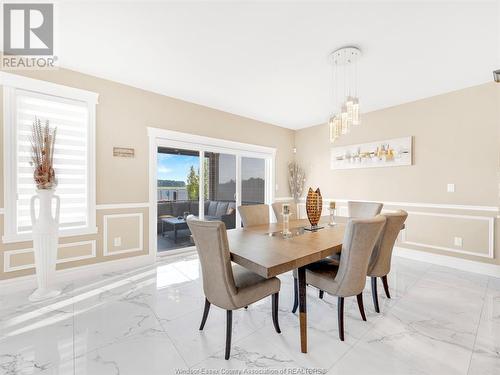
[15,90,90,233]
[2,72,98,243]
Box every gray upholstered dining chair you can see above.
[271,201,298,222]
[348,201,383,218]
[368,210,408,313]
[238,204,270,227]
[316,200,383,300]
[292,216,386,341]
[187,217,281,360]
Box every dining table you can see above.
[227,216,346,354]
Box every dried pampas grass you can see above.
[30,118,57,189]
[288,162,306,202]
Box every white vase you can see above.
[29,189,61,302]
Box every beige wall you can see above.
[0,68,498,280]
[295,83,500,264]
[0,68,295,280]
[0,68,295,205]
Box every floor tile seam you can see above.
[143,299,198,369]
[466,277,490,375]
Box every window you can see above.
[2,73,98,242]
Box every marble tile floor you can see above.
[0,252,499,375]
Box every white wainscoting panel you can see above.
[400,211,494,259]
[3,240,97,273]
[103,213,144,256]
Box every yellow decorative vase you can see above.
[306,187,322,228]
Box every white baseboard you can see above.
[394,246,500,278]
[0,254,155,294]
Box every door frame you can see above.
[147,127,276,258]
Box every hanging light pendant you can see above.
[329,46,361,142]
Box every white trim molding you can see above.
[312,198,499,213]
[103,213,144,256]
[400,211,495,259]
[3,248,33,272]
[3,240,97,273]
[57,240,97,264]
[147,127,277,156]
[274,197,294,202]
[97,203,150,210]
[395,247,500,278]
[0,72,99,104]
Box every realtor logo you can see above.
[3,3,54,55]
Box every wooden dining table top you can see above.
[227,217,346,278]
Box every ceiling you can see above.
[55,1,499,130]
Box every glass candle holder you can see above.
[328,208,337,226]
[282,213,291,236]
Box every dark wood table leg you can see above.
[174,224,178,243]
[297,266,307,353]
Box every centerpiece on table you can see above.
[29,119,61,302]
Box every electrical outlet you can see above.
[447,184,455,193]
[454,237,463,247]
[114,237,122,247]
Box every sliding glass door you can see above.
[204,152,236,229]
[241,156,266,207]
[157,147,201,252]
[153,132,274,254]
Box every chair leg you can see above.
[356,293,367,321]
[371,277,380,313]
[272,292,281,333]
[381,275,391,298]
[319,290,324,299]
[338,297,345,341]
[199,298,211,330]
[225,310,232,360]
[292,277,298,313]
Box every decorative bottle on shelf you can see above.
[29,188,61,302]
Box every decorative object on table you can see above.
[281,203,291,237]
[305,188,323,231]
[288,162,306,202]
[331,136,413,170]
[29,119,61,302]
[328,46,362,143]
[328,201,337,226]
[183,211,190,220]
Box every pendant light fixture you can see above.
[329,46,361,142]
